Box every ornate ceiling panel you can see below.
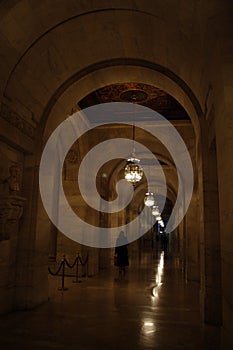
[78,83,190,121]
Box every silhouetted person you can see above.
[115,231,129,276]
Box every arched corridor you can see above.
[0,1,232,349]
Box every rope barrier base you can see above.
[72,279,82,283]
[58,287,68,291]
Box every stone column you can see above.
[14,159,47,310]
[177,208,186,275]
[48,224,57,262]
[0,195,25,314]
[215,60,233,347]
[185,192,200,282]
[199,121,222,326]
[98,211,111,269]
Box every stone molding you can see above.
[0,103,35,139]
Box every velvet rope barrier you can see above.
[48,253,89,290]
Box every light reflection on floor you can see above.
[0,245,221,349]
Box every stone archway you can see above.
[0,2,222,329]
[0,0,231,344]
[3,55,220,330]
[33,63,201,300]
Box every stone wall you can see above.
[0,140,25,313]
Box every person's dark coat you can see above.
[115,244,129,267]
[115,231,129,267]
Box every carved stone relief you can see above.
[0,143,25,241]
[0,195,25,241]
[1,164,22,196]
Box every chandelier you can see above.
[144,192,155,207]
[144,166,155,206]
[152,205,160,216]
[124,157,143,184]
[124,123,143,185]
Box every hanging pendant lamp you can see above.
[144,192,155,207]
[124,123,143,185]
[152,205,160,216]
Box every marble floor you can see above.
[0,244,221,349]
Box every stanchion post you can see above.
[73,254,82,283]
[58,254,68,291]
[86,253,89,279]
